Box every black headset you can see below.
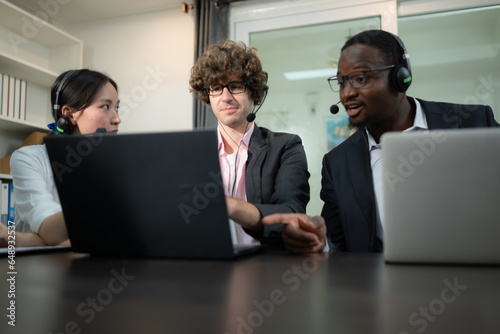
[245,82,269,122]
[53,70,77,134]
[231,81,269,196]
[390,33,412,93]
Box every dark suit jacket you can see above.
[244,125,310,245]
[320,98,499,252]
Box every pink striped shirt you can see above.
[217,124,259,245]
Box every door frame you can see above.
[230,0,398,43]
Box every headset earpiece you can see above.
[390,34,412,93]
[52,70,77,134]
[55,114,74,134]
[392,64,412,93]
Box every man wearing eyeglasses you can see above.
[262,29,498,253]
[189,40,310,247]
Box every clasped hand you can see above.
[262,213,326,253]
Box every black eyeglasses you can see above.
[327,65,396,92]
[206,81,249,96]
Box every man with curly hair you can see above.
[189,40,310,247]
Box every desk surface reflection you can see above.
[1,251,499,334]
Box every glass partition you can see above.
[399,5,500,120]
[250,16,381,214]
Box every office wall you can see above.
[65,9,195,133]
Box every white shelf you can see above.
[0,0,83,75]
[0,0,83,45]
[0,173,12,180]
[0,0,82,151]
[0,50,58,86]
[0,115,49,134]
[0,0,81,46]
[0,0,83,73]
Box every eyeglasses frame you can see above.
[327,65,396,92]
[205,81,250,96]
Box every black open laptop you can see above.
[44,130,261,259]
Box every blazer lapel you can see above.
[418,98,460,129]
[346,130,376,225]
[246,125,267,202]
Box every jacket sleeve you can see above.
[253,134,310,216]
[485,105,500,127]
[246,133,310,246]
[320,154,347,252]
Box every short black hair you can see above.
[342,30,405,67]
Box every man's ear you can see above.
[61,106,78,124]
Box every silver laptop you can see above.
[382,128,500,264]
[44,130,261,259]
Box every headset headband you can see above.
[53,70,77,117]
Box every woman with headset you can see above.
[0,69,120,247]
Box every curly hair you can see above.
[189,40,268,105]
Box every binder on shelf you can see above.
[8,183,15,222]
[20,79,27,120]
[2,74,10,117]
[0,182,8,225]
[0,74,29,120]
[0,73,5,116]
[7,75,15,117]
[13,77,21,119]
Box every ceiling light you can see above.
[284,68,338,81]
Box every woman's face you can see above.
[67,82,121,135]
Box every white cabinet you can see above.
[0,0,83,143]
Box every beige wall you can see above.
[65,9,195,133]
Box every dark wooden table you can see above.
[1,250,499,334]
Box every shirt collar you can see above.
[405,97,428,132]
[366,129,380,151]
[366,97,429,149]
[217,122,255,154]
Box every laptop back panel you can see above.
[382,128,500,264]
[45,130,241,259]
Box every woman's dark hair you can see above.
[51,69,118,121]
[189,40,268,105]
